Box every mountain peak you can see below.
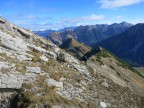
[120,21,128,24]
[120,21,133,26]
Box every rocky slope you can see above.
[0,17,144,108]
[59,38,91,59]
[96,24,144,67]
[82,47,144,91]
[48,22,132,46]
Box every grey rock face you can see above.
[58,84,83,100]
[0,74,24,89]
[71,64,90,78]
[0,62,15,69]
[26,67,41,74]
[0,30,28,51]
[0,73,38,89]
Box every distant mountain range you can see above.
[96,24,144,66]
[59,26,77,31]
[73,22,133,46]
[33,30,56,38]
[34,22,144,67]
[47,22,133,46]
[34,26,77,38]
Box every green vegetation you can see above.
[139,71,144,77]
[11,75,88,108]
[95,48,110,62]
[50,72,62,81]
[16,66,26,74]
[96,48,144,78]
[1,68,10,73]
[107,50,144,78]
[0,54,3,61]
[27,51,41,62]
[0,53,27,74]
[134,68,144,77]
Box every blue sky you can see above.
[0,0,144,30]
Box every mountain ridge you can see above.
[47,22,133,46]
[33,29,56,38]
[59,38,91,59]
[96,23,144,67]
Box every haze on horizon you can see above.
[0,0,144,30]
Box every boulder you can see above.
[100,102,107,108]
[45,78,63,88]
[17,28,32,39]
[57,52,79,64]
[40,55,49,62]
[101,80,109,88]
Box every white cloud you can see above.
[100,0,144,9]
[115,15,124,20]
[82,14,105,21]
[9,14,105,30]
[67,14,105,23]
